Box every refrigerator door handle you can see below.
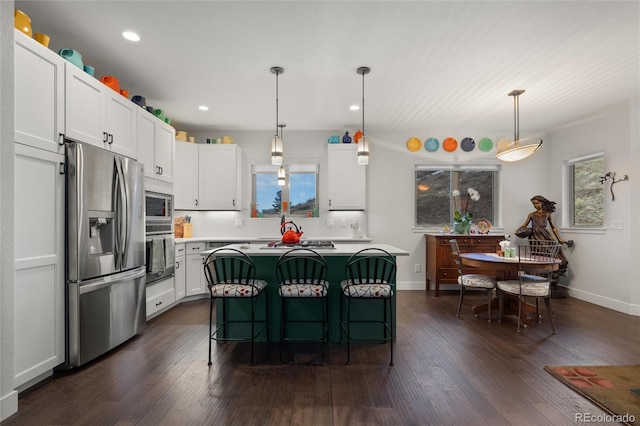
[77,267,146,295]
[115,158,128,269]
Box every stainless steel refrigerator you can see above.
[64,141,146,368]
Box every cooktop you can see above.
[264,240,336,249]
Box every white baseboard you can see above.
[0,389,18,421]
[567,286,640,316]
[397,281,426,291]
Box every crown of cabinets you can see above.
[174,143,242,211]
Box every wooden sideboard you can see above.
[425,234,503,296]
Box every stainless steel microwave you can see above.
[145,191,173,235]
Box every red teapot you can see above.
[281,221,303,244]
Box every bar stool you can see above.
[204,247,269,365]
[276,248,329,364]
[340,247,397,366]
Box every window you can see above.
[252,164,318,218]
[567,154,604,227]
[415,166,499,227]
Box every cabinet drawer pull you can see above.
[155,301,163,307]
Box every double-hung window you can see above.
[415,165,499,227]
[566,153,604,227]
[252,164,318,218]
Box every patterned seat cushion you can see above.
[210,279,268,298]
[340,279,393,298]
[279,279,329,298]
[497,279,550,297]
[458,274,497,289]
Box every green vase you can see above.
[453,220,471,235]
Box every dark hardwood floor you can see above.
[3,291,639,426]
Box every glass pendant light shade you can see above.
[277,165,286,186]
[496,137,543,162]
[496,89,543,162]
[357,66,371,166]
[270,66,284,165]
[357,136,370,165]
[271,135,283,165]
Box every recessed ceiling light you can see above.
[122,31,140,42]
[350,105,360,111]
[198,105,209,111]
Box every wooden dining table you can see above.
[459,252,562,324]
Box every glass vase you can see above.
[453,220,471,235]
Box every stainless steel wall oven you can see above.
[145,192,175,285]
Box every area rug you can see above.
[545,365,640,425]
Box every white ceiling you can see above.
[15,0,640,136]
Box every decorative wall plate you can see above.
[476,219,491,234]
[478,137,493,152]
[443,137,458,152]
[425,137,439,152]
[407,137,422,152]
[461,137,475,152]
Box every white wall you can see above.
[1,0,18,421]
[545,100,639,315]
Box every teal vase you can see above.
[453,220,471,235]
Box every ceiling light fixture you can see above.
[122,31,140,42]
[496,89,543,162]
[357,66,371,166]
[198,105,209,111]
[270,66,284,165]
[277,124,286,186]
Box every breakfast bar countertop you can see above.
[200,242,409,257]
[175,236,373,244]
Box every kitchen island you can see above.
[201,243,409,343]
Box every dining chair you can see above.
[204,247,269,365]
[450,239,497,322]
[275,248,329,364]
[340,247,397,366]
[497,240,562,333]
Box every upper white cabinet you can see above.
[198,144,242,210]
[327,144,366,210]
[64,63,137,159]
[14,144,65,387]
[14,29,65,154]
[174,142,199,209]
[175,143,242,211]
[137,109,175,184]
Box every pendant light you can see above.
[277,124,286,186]
[496,89,543,162]
[357,66,370,166]
[270,66,284,165]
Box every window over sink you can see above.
[252,164,318,218]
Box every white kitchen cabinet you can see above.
[175,143,242,211]
[186,242,207,296]
[64,62,137,159]
[14,29,65,154]
[174,141,199,209]
[198,144,242,210]
[174,243,186,300]
[137,109,175,184]
[14,144,65,387]
[146,277,176,319]
[327,144,366,210]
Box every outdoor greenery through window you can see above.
[415,166,498,227]
[252,164,318,218]
[568,154,604,226]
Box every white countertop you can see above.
[175,236,373,244]
[200,242,408,257]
